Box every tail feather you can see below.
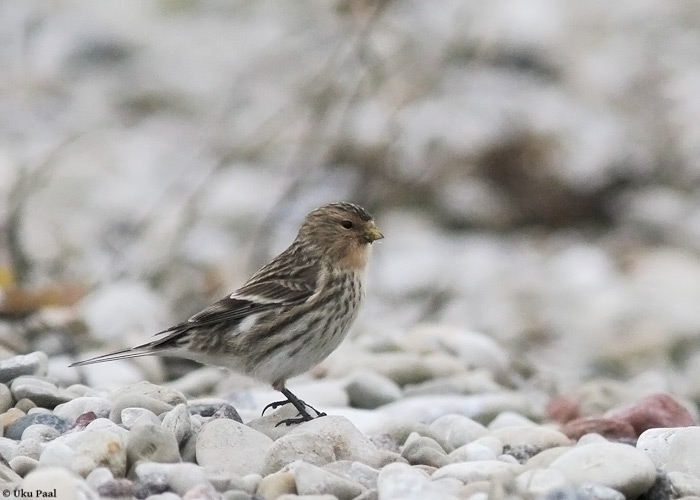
[70,342,166,367]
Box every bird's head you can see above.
[297,202,383,270]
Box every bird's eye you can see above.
[341,220,353,229]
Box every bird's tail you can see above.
[69,340,166,367]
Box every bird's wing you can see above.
[181,259,320,328]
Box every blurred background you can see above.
[2,0,700,398]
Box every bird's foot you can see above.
[263,387,327,426]
[275,411,326,427]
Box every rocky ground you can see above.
[3,1,700,499]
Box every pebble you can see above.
[134,462,208,496]
[54,396,112,422]
[189,398,236,417]
[638,426,700,475]
[5,413,71,440]
[401,326,511,375]
[196,418,273,475]
[0,407,25,430]
[22,466,98,499]
[44,418,129,477]
[605,393,698,435]
[21,423,60,442]
[85,467,115,490]
[345,370,403,409]
[277,495,338,500]
[448,438,501,462]
[289,460,367,500]
[262,416,400,475]
[0,383,12,413]
[257,470,297,498]
[432,460,523,482]
[323,461,380,490]
[109,394,175,423]
[549,442,657,498]
[560,416,636,441]
[127,420,181,465]
[212,403,243,422]
[428,414,489,449]
[488,411,538,429]
[669,471,700,497]
[110,381,187,407]
[380,393,535,424]
[515,467,569,496]
[0,352,48,384]
[401,434,449,467]
[162,403,192,445]
[9,455,38,476]
[121,407,161,428]
[489,425,570,449]
[0,460,22,486]
[10,375,72,408]
[377,462,456,500]
[98,478,135,497]
[14,397,37,412]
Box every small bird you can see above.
[71,202,383,425]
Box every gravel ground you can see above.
[3,1,700,499]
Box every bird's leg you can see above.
[261,387,326,426]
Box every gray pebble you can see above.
[377,462,447,500]
[577,483,626,500]
[212,403,242,422]
[98,478,134,498]
[290,460,367,500]
[0,383,12,413]
[183,483,220,499]
[144,494,181,500]
[0,352,48,384]
[277,495,339,500]
[23,466,99,499]
[15,438,43,460]
[39,440,76,468]
[127,421,181,465]
[21,423,60,442]
[121,407,161,428]
[401,434,450,467]
[188,398,233,417]
[10,375,72,408]
[109,393,174,423]
[323,461,380,490]
[346,370,402,409]
[132,462,169,498]
[6,413,70,440]
[0,436,19,460]
[9,455,38,476]
[263,417,400,476]
[110,381,187,406]
[54,396,112,422]
[162,403,192,445]
[134,462,207,496]
[0,460,22,486]
[50,418,129,477]
[143,494,181,500]
[85,467,115,490]
[180,432,198,463]
[196,418,272,476]
[14,397,37,412]
[223,491,253,500]
[429,414,489,449]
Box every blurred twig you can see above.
[4,134,83,285]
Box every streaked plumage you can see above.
[71,202,383,425]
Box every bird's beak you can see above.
[365,222,384,243]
